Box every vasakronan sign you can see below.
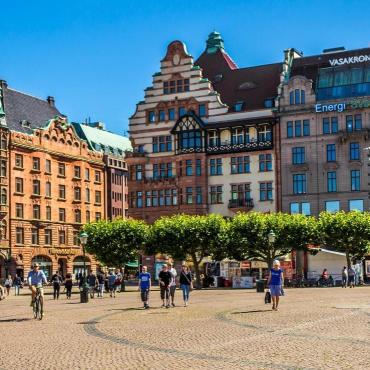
[329,54,370,66]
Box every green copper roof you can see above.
[72,122,132,156]
[206,31,225,54]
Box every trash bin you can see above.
[256,280,265,293]
[217,276,224,287]
[80,286,89,303]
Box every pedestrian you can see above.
[104,273,109,293]
[114,269,122,293]
[13,274,22,296]
[4,275,12,296]
[348,266,356,288]
[51,271,62,300]
[342,266,348,288]
[138,266,151,309]
[168,263,177,307]
[0,284,4,300]
[87,271,98,298]
[65,273,73,299]
[158,264,173,308]
[267,260,284,311]
[97,271,105,298]
[108,270,117,298]
[179,265,192,307]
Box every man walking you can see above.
[341,266,348,288]
[348,266,356,288]
[51,271,63,300]
[158,264,173,308]
[97,271,105,298]
[168,263,177,307]
[138,266,151,309]
[13,274,22,296]
[108,270,117,298]
[88,271,98,298]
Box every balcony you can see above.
[339,128,370,143]
[206,139,272,154]
[228,198,254,211]
[143,175,177,184]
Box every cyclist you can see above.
[28,263,47,308]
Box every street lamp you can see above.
[79,231,89,303]
[268,230,276,244]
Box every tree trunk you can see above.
[346,250,351,269]
[191,253,202,289]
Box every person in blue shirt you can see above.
[267,260,284,311]
[138,266,151,309]
[27,263,48,307]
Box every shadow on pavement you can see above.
[231,309,272,314]
[0,318,32,323]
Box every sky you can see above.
[0,0,369,135]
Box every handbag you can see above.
[182,271,193,290]
[264,290,271,304]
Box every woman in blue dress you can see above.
[267,260,284,311]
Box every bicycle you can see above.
[33,286,44,320]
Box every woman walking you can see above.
[267,260,284,311]
[179,265,192,307]
[4,275,12,296]
[65,273,73,299]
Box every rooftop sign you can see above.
[329,55,370,66]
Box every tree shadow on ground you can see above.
[231,309,272,314]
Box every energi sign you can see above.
[315,102,346,113]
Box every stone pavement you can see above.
[0,286,369,370]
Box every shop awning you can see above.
[125,261,139,268]
[319,248,346,256]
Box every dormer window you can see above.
[234,101,244,112]
[148,111,156,123]
[159,110,166,122]
[264,98,274,108]
[289,89,305,105]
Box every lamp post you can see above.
[79,231,89,303]
[268,230,276,270]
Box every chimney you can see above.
[0,80,8,89]
[47,96,55,107]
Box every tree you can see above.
[318,211,370,267]
[148,214,227,288]
[83,218,149,267]
[227,212,317,268]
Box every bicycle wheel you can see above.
[37,297,43,320]
[33,298,38,319]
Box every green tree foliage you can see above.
[83,219,149,267]
[318,211,370,267]
[148,214,227,288]
[227,212,318,267]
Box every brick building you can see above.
[0,81,105,280]
[127,32,283,223]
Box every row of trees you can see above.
[84,211,370,287]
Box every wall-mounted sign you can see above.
[350,98,370,109]
[315,102,346,113]
[329,54,370,66]
[49,248,78,256]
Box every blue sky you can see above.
[0,0,369,135]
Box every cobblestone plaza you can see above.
[0,287,369,369]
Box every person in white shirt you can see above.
[167,263,177,307]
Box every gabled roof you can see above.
[2,84,62,134]
[72,122,132,157]
[170,111,205,134]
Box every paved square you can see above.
[0,286,369,369]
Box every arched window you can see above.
[75,209,81,223]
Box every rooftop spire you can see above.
[206,31,225,54]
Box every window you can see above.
[293,174,306,194]
[292,147,305,164]
[85,188,90,203]
[31,228,39,245]
[287,121,293,138]
[75,209,81,223]
[351,170,360,191]
[196,159,202,176]
[86,210,90,223]
[45,159,51,174]
[95,212,102,221]
[153,136,172,153]
[325,200,340,213]
[59,185,66,199]
[59,230,66,245]
[258,125,272,142]
[59,208,66,222]
[0,188,6,205]
[323,117,338,134]
[16,203,23,218]
[327,172,337,192]
[33,180,40,195]
[354,114,362,130]
[95,191,102,204]
[186,187,193,204]
[134,165,142,180]
[289,91,294,105]
[159,110,166,122]
[208,131,219,147]
[303,120,310,136]
[346,115,353,132]
[198,104,206,117]
[186,160,193,176]
[33,205,40,219]
[74,187,81,201]
[32,157,40,171]
[210,186,223,204]
[290,202,311,215]
[164,189,171,206]
[85,168,90,181]
[349,199,364,212]
[46,206,51,221]
[290,89,305,105]
[259,154,272,172]
[74,166,81,178]
[58,163,65,177]
[231,156,250,174]
[136,191,143,208]
[326,144,336,162]
[0,135,6,149]
[163,79,189,94]
[196,187,202,204]
[148,111,156,123]
[15,177,23,193]
[231,184,251,204]
[234,102,244,112]
[95,170,101,183]
[210,158,222,175]
[295,121,302,137]
[179,130,202,149]
[15,154,23,168]
[260,182,273,201]
[16,227,24,244]
[45,181,51,197]
[168,108,175,120]
[159,190,164,206]
[44,229,52,245]
[231,128,244,145]
[350,142,360,160]
[73,230,79,246]
[0,160,6,177]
